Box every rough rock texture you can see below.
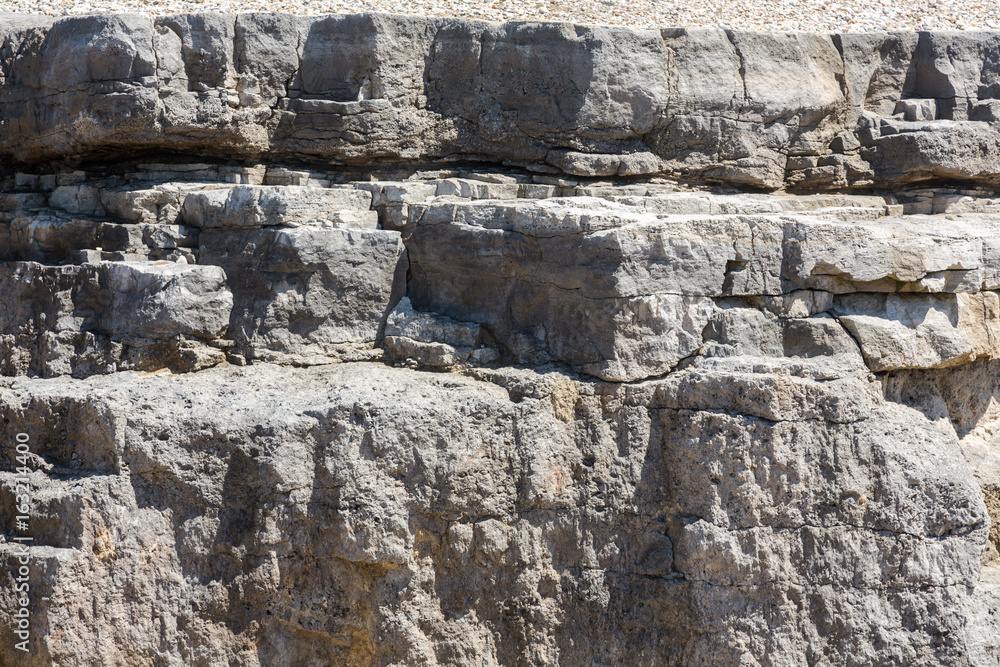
[0,13,997,667]
[4,15,1000,190]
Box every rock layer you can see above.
[4,16,1000,190]
[0,13,997,667]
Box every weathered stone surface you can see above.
[407,197,751,380]
[0,361,992,666]
[179,185,375,229]
[382,296,498,369]
[405,193,1000,380]
[0,260,232,377]
[3,16,1000,190]
[835,292,1000,371]
[0,14,996,667]
[782,216,997,294]
[199,225,406,364]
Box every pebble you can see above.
[1,0,998,31]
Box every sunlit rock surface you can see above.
[0,13,997,666]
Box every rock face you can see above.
[3,15,1000,191]
[0,13,997,667]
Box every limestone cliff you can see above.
[0,13,997,667]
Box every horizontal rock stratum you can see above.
[3,14,1000,190]
[0,12,998,667]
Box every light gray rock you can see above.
[383,297,497,368]
[0,15,996,667]
[358,181,439,233]
[180,185,375,229]
[896,98,938,121]
[407,197,773,380]
[0,260,232,377]
[781,216,999,294]
[657,29,848,189]
[382,296,499,365]
[102,261,232,340]
[99,185,189,224]
[835,292,1000,371]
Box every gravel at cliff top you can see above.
[1,0,998,31]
